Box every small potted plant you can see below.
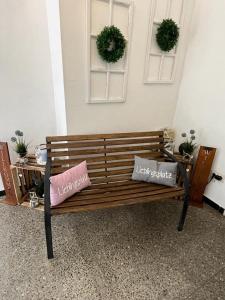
[11,130,29,163]
[179,129,197,159]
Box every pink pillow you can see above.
[50,161,91,207]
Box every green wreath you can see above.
[96,26,126,63]
[156,19,179,52]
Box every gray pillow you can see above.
[132,156,177,187]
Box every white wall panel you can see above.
[86,0,133,103]
[144,0,185,84]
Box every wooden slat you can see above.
[51,167,133,177]
[10,166,22,204]
[48,144,163,158]
[51,161,134,174]
[84,181,167,194]
[28,170,33,187]
[47,137,164,149]
[85,168,133,178]
[15,163,45,173]
[52,160,134,173]
[82,181,152,192]
[51,157,166,175]
[90,175,131,184]
[23,170,30,189]
[65,185,167,202]
[85,180,146,189]
[51,152,163,166]
[47,131,164,142]
[18,169,26,195]
[51,190,184,215]
[88,160,133,170]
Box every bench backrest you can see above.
[46,131,164,185]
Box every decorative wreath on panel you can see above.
[96,25,126,63]
[156,19,179,52]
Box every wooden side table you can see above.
[11,155,45,210]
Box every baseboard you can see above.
[0,190,5,197]
[203,196,225,215]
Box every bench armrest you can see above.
[44,158,51,215]
[162,149,190,197]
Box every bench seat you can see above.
[52,181,184,215]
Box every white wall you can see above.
[0,0,57,189]
[60,0,194,135]
[173,0,225,208]
[45,0,67,135]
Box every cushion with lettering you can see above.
[132,156,177,187]
[50,161,91,207]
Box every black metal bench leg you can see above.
[177,196,189,231]
[45,213,54,259]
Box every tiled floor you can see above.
[0,199,224,300]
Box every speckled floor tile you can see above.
[185,267,225,300]
[0,199,225,300]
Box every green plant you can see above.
[96,25,126,63]
[11,130,29,157]
[156,19,179,52]
[179,130,197,156]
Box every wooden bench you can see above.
[44,131,189,259]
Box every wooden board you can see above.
[0,142,17,205]
[10,166,22,204]
[190,146,216,207]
